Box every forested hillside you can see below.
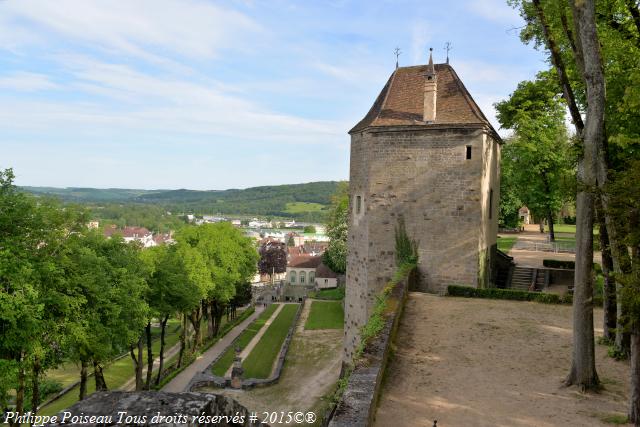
[22,181,343,222]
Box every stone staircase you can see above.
[510,266,547,291]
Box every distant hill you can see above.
[20,186,164,202]
[21,181,343,221]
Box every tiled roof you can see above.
[288,255,322,269]
[350,63,499,138]
[315,262,338,279]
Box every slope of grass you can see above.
[309,288,345,300]
[305,301,344,330]
[242,304,299,379]
[284,202,326,214]
[497,236,518,253]
[211,304,279,376]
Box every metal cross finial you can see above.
[445,41,452,64]
[394,47,401,69]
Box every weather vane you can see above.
[394,47,402,69]
[444,42,452,64]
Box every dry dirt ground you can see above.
[198,300,342,425]
[375,293,630,427]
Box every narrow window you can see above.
[356,196,362,214]
[466,145,472,160]
[489,189,493,219]
[290,271,296,284]
[300,271,306,284]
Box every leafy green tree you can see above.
[324,183,348,274]
[495,72,574,241]
[303,225,316,233]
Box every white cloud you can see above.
[0,0,260,60]
[0,72,59,91]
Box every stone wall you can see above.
[44,391,266,426]
[328,273,408,427]
[344,125,499,361]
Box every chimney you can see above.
[423,48,437,123]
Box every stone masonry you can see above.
[343,55,501,361]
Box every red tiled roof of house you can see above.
[350,63,499,139]
[288,255,322,269]
[315,262,338,279]
[122,226,151,238]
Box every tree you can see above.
[563,0,604,390]
[324,182,348,274]
[258,241,287,283]
[495,71,574,242]
[303,225,316,233]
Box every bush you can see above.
[562,216,576,225]
[447,285,573,304]
[542,259,575,269]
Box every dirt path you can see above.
[223,303,284,377]
[375,293,629,427]
[162,306,264,392]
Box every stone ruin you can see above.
[44,391,267,427]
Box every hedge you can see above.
[447,285,603,307]
[542,259,575,269]
[447,285,572,304]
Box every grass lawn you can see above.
[497,236,518,253]
[310,287,345,300]
[304,301,344,330]
[284,202,326,214]
[242,304,299,379]
[211,304,278,376]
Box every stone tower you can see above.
[344,52,501,361]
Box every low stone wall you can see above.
[190,303,303,391]
[44,391,267,426]
[328,275,409,427]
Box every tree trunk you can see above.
[532,0,584,134]
[205,300,214,340]
[145,322,153,390]
[79,359,88,401]
[630,323,640,425]
[188,307,202,349]
[547,210,555,242]
[155,315,169,386]
[136,336,144,391]
[598,208,617,342]
[93,361,108,391]
[13,357,24,426]
[130,337,144,391]
[31,357,41,416]
[177,313,187,368]
[565,0,604,391]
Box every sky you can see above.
[0,0,547,190]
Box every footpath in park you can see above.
[162,306,264,392]
[223,304,284,377]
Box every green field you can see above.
[310,287,345,300]
[284,202,326,214]
[497,236,518,253]
[242,304,299,379]
[304,301,344,330]
[211,304,278,376]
